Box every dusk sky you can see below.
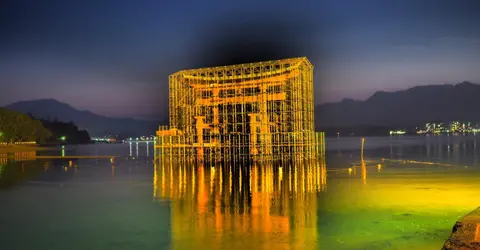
[1,0,480,120]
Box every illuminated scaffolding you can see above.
[155,57,325,163]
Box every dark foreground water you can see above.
[1,136,480,250]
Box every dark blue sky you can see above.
[1,0,479,120]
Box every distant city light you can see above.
[415,121,479,135]
[60,136,66,141]
[94,136,155,143]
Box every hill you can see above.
[315,81,480,129]
[39,119,91,144]
[5,99,161,137]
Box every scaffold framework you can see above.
[154,57,325,163]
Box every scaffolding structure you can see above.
[155,57,324,163]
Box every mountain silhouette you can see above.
[6,81,480,136]
[315,81,480,129]
[4,99,161,137]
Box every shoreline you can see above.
[0,145,115,159]
[0,145,55,153]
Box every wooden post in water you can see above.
[361,138,366,184]
[361,138,365,164]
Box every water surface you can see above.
[0,136,479,249]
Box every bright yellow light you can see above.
[154,58,324,162]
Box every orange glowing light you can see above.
[153,57,325,163]
[475,224,480,242]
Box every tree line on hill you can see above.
[0,108,51,143]
[40,119,91,144]
[0,108,91,144]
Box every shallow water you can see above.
[0,136,479,249]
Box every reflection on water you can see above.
[0,154,7,165]
[129,142,143,157]
[0,160,42,189]
[152,134,480,249]
[0,144,153,189]
[331,135,480,168]
[0,162,5,178]
[0,151,89,189]
[1,138,480,249]
[154,160,326,250]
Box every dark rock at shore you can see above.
[442,207,480,250]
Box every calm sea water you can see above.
[1,136,479,250]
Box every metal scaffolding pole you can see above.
[155,57,325,164]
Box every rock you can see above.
[442,207,480,250]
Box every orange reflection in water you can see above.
[0,154,7,165]
[14,151,36,162]
[154,159,326,250]
[361,163,367,185]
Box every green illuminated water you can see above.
[0,136,479,249]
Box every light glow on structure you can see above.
[389,130,406,135]
[154,57,325,163]
[13,141,36,145]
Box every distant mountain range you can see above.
[5,81,479,137]
[4,99,162,137]
[315,81,480,129]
